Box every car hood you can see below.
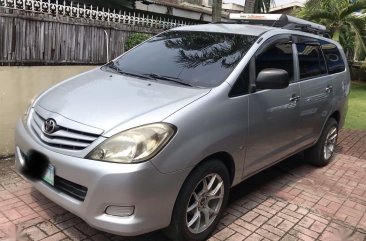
[36,68,210,136]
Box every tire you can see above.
[164,159,230,241]
[305,118,338,167]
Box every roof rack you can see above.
[228,13,329,37]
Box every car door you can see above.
[295,36,334,145]
[243,36,302,177]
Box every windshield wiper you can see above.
[104,61,152,80]
[142,73,192,87]
[104,63,193,86]
[104,61,122,72]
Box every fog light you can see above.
[105,206,134,217]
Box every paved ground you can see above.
[0,129,365,241]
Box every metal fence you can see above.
[0,0,195,29]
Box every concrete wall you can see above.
[0,66,96,158]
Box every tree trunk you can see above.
[354,38,361,61]
[332,28,340,42]
[212,0,222,22]
[244,0,256,13]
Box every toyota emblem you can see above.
[43,119,57,134]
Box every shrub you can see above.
[125,33,151,51]
[350,62,366,82]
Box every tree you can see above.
[125,33,150,51]
[253,0,273,13]
[212,0,223,22]
[162,32,257,68]
[244,0,273,13]
[296,0,366,60]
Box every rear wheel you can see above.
[305,118,338,167]
[164,160,230,241]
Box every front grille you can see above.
[30,111,100,150]
[53,176,88,201]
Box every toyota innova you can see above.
[15,14,350,241]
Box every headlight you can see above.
[23,98,35,123]
[86,123,176,163]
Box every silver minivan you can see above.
[15,14,349,241]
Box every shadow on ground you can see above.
[124,152,308,241]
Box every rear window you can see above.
[296,43,327,79]
[320,41,346,74]
[113,31,258,88]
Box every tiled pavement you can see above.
[0,130,365,241]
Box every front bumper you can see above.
[14,120,189,236]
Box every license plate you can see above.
[43,165,55,186]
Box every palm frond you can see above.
[295,0,366,60]
[302,0,322,9]
[345,15,366,52]
[303,10,336,22]
[341,0,366,19]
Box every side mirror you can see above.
[255,68,290,90]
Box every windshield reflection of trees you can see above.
[153,32,257,69]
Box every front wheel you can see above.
[164,160,230,241]
[305,118,338,167]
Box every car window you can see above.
[229,65,250,97]
[112,31,258,88]
[296,41,327,79]
[320,41,346,74]
[255,40,294,81]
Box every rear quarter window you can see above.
[296,42,327,79]
[320,41,346,74]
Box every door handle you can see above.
[289,95,300,102]
[325,85,333,93]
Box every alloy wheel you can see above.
[186,173,224,234]
[324,126,337,160]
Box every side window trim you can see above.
[229,34,296,97]
[292,37,300,83]
[254,35,293,58]
[254,34,295,83]
[249,57,256,92]
[228,64,251,98]
[320,40,346,74]
[318,44,329,74]
[294,35,328,81]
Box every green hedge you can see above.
[350,62,366,82]
[125,33,151,51]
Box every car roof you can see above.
[172,23,343,50]
[172,23,276,36]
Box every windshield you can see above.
[112,31,258,88]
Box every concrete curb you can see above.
[0,154,15,160]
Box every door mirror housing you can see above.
[255,68,290,90]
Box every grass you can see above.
[344,81,366,129]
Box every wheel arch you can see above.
[197,152,236,185]
[315,110,340,145]
[171,151,236,215]
[165,152,234,239]
[329,111,340,124]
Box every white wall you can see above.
[0,66,96,157]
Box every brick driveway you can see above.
[0,130,366,241]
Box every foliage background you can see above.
[295,0,366,61]
[125,33,151,51]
